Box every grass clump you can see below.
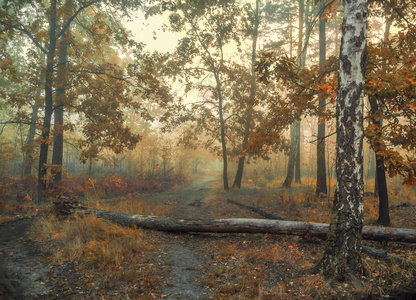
[33,215,152,269]
[31,215,168,298]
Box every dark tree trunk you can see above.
[233,154,245,189]
[316,118,327,194]
[295,130,301,184]
[376,155,390,226]
[37,0,57,201]
[316,0,327,196]
[372,15,392,226]
[51,100,64,182]
[52,29,69,183]
[368,96,390,226]
[220,122,229,190]
[282,122,300,188]
[322,0,368,283]
[232,0,259,189]
[216,73,229,190]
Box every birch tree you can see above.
[321,0,368,283]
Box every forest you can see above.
[0,0,415,299]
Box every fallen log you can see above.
[84,209,416,243]
[361,246,412,265]
[227,199,285,220]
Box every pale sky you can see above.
[124,11,184,53]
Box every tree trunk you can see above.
[283,125,295,188]
[367,147,375,180]
[217,73,229,190]
[322,0,368,283]
[334,18,340,56]
[375,154,390,226]
[295,129,301,184]
[371,15,392,226]
[283,121,300,188]
[88,157,93,177]
[226,199,285,220]
[384,12,391,43]
[220,118,228,190]
[37,0,57,201]
[52,28,69,183]
[233,151,246,189]
[83,210,416,243]
[368,96,390,226]
[24,90,40,176]
[316,0,327,196]
[24,44,45,177]
[284,0,306,188]
[232,0,259,189]
[300,0,310,67]
[295,0,305,185]
[297,0,305,66]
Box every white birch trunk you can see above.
[322,0,368,283]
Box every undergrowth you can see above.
[199,176,416,299]
[0,174,184,222]
[32,215,152,268]
[200,234,416,299]
[209,176,416,228]
[31,215,164,298]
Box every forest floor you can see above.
[0,174,416,299]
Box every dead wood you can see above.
[225,201,416,263]
[53,200,84,216]
[226,199,285,220]
[83,209,416,243]
[362,246,405,264]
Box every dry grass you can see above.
[0,177,41,223]
[85,196,174,217]
[217,176,416,228]
[199,233,416,299]
[32,215,153,268]
[198,175,416,299]
[31,215,166,298]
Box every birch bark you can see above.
[322,0,368,283]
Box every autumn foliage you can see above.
[252,22,416,186]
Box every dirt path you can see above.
[0,175,218,299]
[138,175,215,219]
[149,175,216,299]
[0,217,49,299]
[0,216,92,299]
